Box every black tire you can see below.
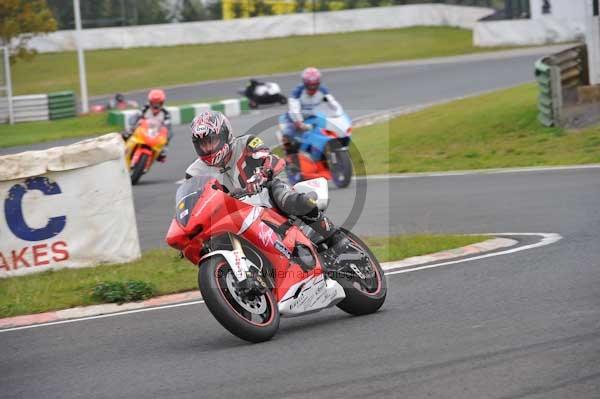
[198,255,280,343]
[335,229,387,316]
[130,153,148,185]
[326,141,353,188]
[278,95,288,105]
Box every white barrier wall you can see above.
[27,5,493,53]
[0,133,141,277]
[474,17,585,47]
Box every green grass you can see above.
[0,113,114,148]
[0,234,487,318]
[351,83,600,174]
[13,27,506,96]
[366,234,487,263]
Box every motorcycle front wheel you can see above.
[334,229,387,316]
[326,141,353,188]
[130,153,148,185]
[198,255,280,343]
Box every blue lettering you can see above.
[4,177,66,242]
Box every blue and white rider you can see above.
[280,67,342,180]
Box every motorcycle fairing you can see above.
[278,273,345,317]
[167,176,335,313]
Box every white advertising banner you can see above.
[0,133,141,278]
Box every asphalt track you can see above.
[2,168,600,398]
[3,46,600,398]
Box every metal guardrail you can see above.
[535,44,588,127]
[0,90,76,124]
[12,94,49,123]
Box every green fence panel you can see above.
[179,105,196,124]
[50,109,76,119]
[108,111,125,126]
[538,113,554,127]
[535,58,554,127]
[240,97,250,112]
[48,91,76,120]
[210,102,225,113]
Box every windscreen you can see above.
[174,175,213,227]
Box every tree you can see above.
[249,0,274,17]
[178,0,206,21]
[0,0,57,62]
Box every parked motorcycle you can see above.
[165,176,386,343]
[124,119,168,184]
[278,109,353,188]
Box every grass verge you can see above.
[13,27,507,96]
[351,83,600,174]
[0,234,487,318]
[0,113,114,149]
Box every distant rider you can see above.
[185,110,348,254]
[123,89,172,162]
[279,67,343,181]
[107,93,137,110]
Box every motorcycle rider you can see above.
[280,67,343,181]
[185,110,347,254]
[107,93,139,110]
[123,89,172,162]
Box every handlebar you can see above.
[229,188,249,199]
[229,180,272,200]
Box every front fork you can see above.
[200,234,267,297]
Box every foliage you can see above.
[47,0,169,29]
[0,0,57,63]
[92,280,156,304]
[249,0,274,17]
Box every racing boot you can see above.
[282,137,302,184]
[301,210,349,254]
[157,148,167,163]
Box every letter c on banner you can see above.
[4,177,67,242]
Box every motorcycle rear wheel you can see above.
[198,255,280,343]
[130,153,148,185]
[335,229,387,316]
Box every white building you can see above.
[474,0,587,47]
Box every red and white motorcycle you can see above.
[165,176,386,343]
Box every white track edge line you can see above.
[0,300,205,333]
[0,233,561,333]
[384,233,562,275]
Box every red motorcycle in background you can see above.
[165,176,387,343]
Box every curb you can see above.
[107,97,250,130]
[380,237,517,271]
[0,236,516,331]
